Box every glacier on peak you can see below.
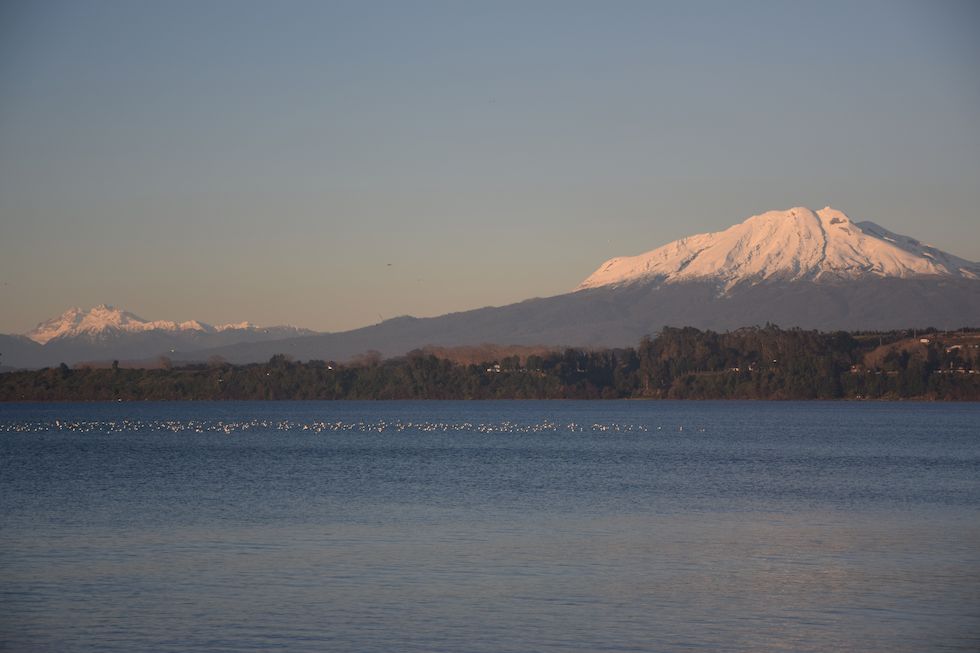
[577,206,980,292]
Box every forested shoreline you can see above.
[2,326,978,401]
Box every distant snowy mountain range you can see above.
[0,306,315,369]
[2,207,978,369]
[25,304,308,345]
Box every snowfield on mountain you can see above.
[579,207,980,291]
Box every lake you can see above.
[1,400,978,652]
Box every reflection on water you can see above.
[1,401,979,652]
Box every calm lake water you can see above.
[2,401,979,652]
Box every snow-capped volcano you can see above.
[26,305,301,344]
[578,207,980,291]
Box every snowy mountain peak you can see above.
[25,305,297,344]
[26,305,205,344]
[578,206,980,291]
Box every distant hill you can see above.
[175,275,980,365]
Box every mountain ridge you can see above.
[165,276,980,366]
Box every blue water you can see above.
[2,401,979,652]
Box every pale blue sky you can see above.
[1,0,978,333]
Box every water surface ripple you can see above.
[2,401,978,652]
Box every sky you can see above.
[1,0,978,334]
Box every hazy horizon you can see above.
[2,1,979,334]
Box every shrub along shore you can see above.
[2,326,978,401]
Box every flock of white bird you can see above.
[0,418,715,435]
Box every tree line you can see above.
[1,326,977,401]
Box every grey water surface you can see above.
[2,400,978,652]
